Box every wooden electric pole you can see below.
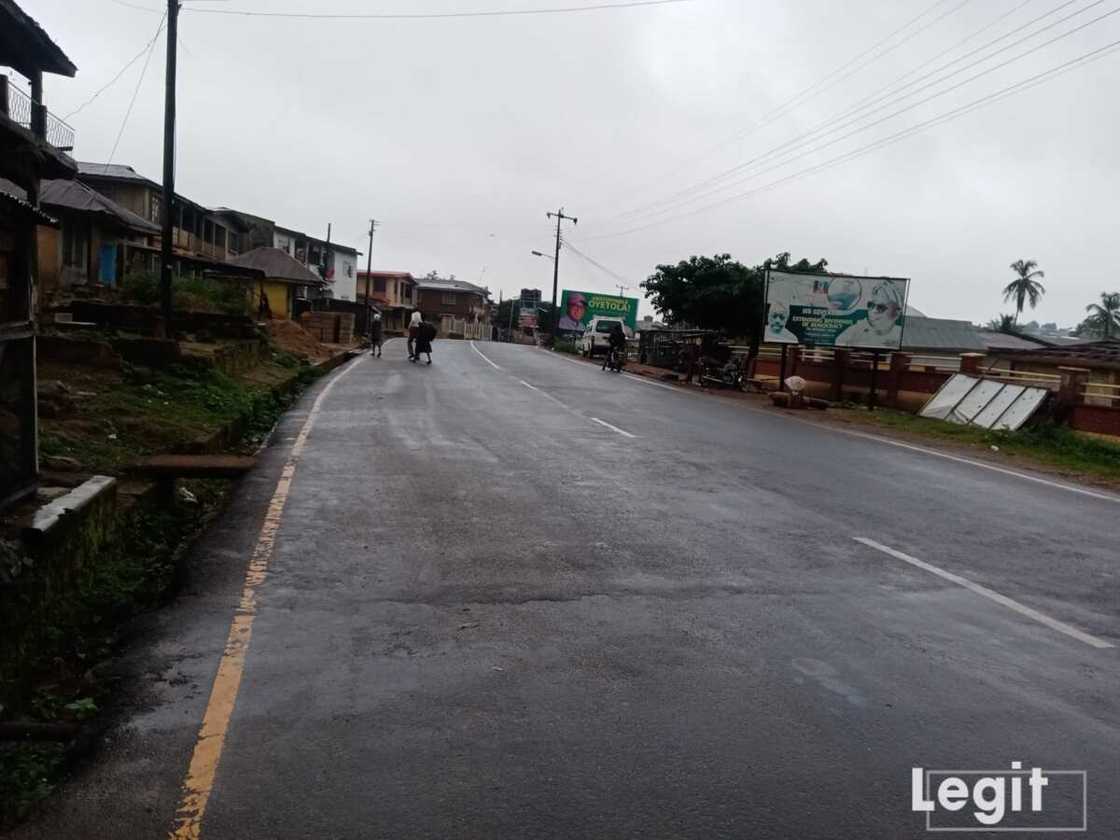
[158,0,179,337]
[546,207,577,342]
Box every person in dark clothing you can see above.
[370,312,383,358]
[603,322,627,370]
[413,319,436,365]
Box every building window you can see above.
[373,278,386,292]
[63,223,88,268]
[442,292,457,305]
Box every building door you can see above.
[98,242,118,286]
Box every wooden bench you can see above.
[129,455,257,504]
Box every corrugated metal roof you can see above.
[76,161,159,188]
[0,187,58,226]
[901,316,987,352]
[39,178,159,233]
[0,0,77,77]
[992,339,1120,370]
[229,247,324,286]
[976,330,1051,351]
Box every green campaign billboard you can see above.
[764,270,910,350]
[557,289,639,336]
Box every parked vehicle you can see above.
[700,357,743,389]
[580,317,629,357]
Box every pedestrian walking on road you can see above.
[408,309,422,360]
[414,319,436,365]
[370,312,383,358]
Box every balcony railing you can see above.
[0,75,76,151]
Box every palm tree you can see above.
[1002,259,1046,323]
[1084,291,1120,339]
[985,314,1017,334]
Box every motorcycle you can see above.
[700,356,743,390]
[602,346,626,373]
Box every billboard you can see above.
[764,270,909,350]
[518,307,538,328]
[557,290,639,336]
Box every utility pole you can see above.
[364,218,378,302]
[158,0,180,337]
[546,207,577,342]
[615,284,629,298]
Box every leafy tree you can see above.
[1077,291,1120,339]
[1003,259,1046,323]
[641,251,827,347]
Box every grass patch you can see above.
[841,408,1120,481]
[552,339,580,355]
[0,743,66,828]
[38,358,320,475]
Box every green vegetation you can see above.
[0,744,66,828]
[120,269,251,316]
[0,479,227,827]
[842,409,1120,482]
[39,359,320,474]
[552,338,580,355]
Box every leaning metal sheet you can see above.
[972,383,1026,429]
[951,378,1005,423]
[995,387,1049,431]
[919,374,977,420]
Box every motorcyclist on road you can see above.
[604,322,627,370]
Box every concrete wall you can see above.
[330,250,358,301]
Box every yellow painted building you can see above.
[230,246,324,319]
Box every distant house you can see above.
[229,246,325,320]
[987,339,1120,407]
[358,270,416,333]
[415,276,492,339]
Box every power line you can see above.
[176,0,694,19]
[563,238,634,286]
[606,1,1120,227]
[582,36,1120,241]
[63,13,168,120]
[104,9,167,172]
[613,0,1092,221]
[586,0,969,214]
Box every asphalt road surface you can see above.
[12,339,1120,840]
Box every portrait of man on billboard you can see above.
[558,292,588,332]
[764,303,799,343]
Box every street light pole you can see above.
[545,208,577,342]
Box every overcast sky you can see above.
[24,0,1120,326]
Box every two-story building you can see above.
[74,162,252,281]
[273,225,361,302]
[357,270,416,334]
[1,0,77,506]
[415,276,492,340]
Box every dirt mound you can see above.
[266,319,330,361]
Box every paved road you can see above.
[12,339,1120,839]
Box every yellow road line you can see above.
[169,356,363,839]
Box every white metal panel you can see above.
[994,388,1049,431]
[972,384,1026,429]
[951,379,1005,423]
[920,374,977,420]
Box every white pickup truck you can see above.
[579,317,630,358]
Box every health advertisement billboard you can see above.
[764,270,909,350]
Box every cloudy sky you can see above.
[25,0,1120,326]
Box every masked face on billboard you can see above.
[866,282,903,335]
